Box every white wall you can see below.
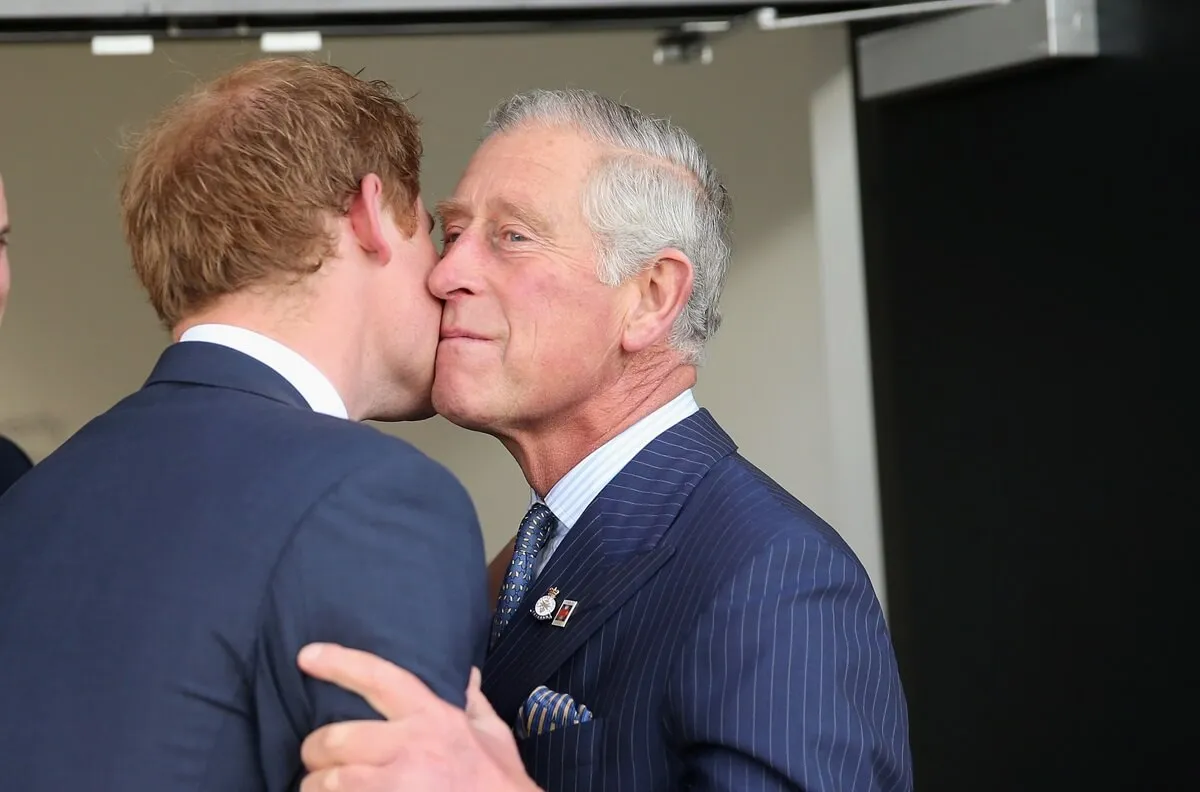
[0,26,884,602]
[808,26,888,608]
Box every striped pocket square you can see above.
[515,685,594,739]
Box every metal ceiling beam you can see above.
[0,1,885,44]
[1,0,865,15]
[856,0,1101,99]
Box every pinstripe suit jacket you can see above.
[482,409,911,792]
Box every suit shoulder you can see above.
[676,452,866,577]
[268,419,482,577]
[267,412,466,492]
[694,453,839,535]
[345,424,469,496]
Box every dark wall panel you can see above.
[854,3,1195,789]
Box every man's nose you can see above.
[428,234,481,300]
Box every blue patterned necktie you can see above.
[491,502,555,650]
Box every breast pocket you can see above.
[518,717,604,787]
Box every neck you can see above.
[176,291,372,420]
[501,358,697,497]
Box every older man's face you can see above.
[0,175,10,327]
[429,125,630,435]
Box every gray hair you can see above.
[483,88,732,365]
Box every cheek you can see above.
[384,261,441,337]
[401,243,441,298]
[418,237,441,278]
[514,279,620,368]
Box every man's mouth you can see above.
[439,328,490,342]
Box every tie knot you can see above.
[515,502,555,555]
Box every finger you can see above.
[463,672,528,780]
[297,643,436,721]
[466,667,513,740]
[301,720,405,771]
[299,765,397,792]
[465,669,501,725]
[467,667,482,698]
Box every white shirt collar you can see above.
[533,388,700,529]
[178,323,349,420]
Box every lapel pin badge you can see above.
[551,599,579,628]
[531,586,560,621]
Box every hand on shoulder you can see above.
[298,643,541,792]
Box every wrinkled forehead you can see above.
[450,125,602,217]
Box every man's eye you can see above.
[502,230,528,243]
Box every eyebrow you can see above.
[0,224,9,237]
[434,198,469,228]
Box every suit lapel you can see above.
[482,409,738,722]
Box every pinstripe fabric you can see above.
[482,409,911,792]
[533,389,699,576]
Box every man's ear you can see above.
[346,173,392,264]
[621,249,694,354]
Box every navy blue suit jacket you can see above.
[0,341,489,791]
[483,410,911,791]
[0,435,32,497]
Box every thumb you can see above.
[464,666,528,779]
[465,666,519,744]
[467,666,483,698]
[465,666,501,724]
[298,643,434,721]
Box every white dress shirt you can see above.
[532,388,699,576]
[178,324,349,420]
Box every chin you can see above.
[404,401,438,421]
[373,405,437,423]
[364,392,437,423]
[431,387,489,432]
